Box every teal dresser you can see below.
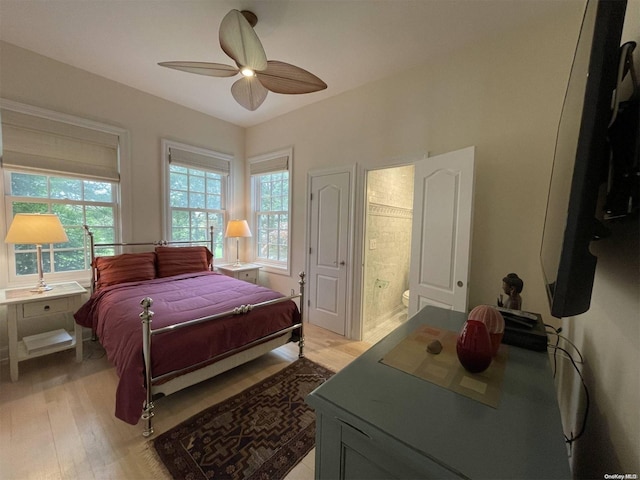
[306,306,570,479]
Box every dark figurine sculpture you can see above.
[498,273,523,310]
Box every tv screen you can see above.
[540,0,627,318]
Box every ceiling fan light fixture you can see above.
[232,76,268,111]
[158,9,326,111]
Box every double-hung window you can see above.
[1,100,124,285]
[163,140,231,259]
[250,149,292,275]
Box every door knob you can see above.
[457,281,464,287]
[340,261,346,266]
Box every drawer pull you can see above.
[22,297,69,317]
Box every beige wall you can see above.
[246,3,583,325]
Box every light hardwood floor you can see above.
[0,323,371,480]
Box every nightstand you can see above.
[216,264,261,284]
[0,281,87,381]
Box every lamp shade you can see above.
[4,213,69,244]
[225,219,252,238]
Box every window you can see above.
[250,149,292,274]
[1,100,125,285]
[4,170,118,276]
[163,141,231,259]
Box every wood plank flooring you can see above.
[0,323,371,479]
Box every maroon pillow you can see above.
[155,246,213,278]
[94,252,156,290]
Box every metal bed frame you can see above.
[82,226,305,436]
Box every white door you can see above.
[408,146,475,316]
[308,171,351,335]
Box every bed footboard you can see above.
[140,272,306,437]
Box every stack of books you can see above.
[23,329,73,354]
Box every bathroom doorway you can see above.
[362,164,415,343]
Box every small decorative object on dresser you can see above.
[0,281,87,382]
[468,304,505,356]
[497,272,524,311]
[456,319,493,373]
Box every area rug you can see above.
[153,358,334,480]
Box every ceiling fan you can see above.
[158,9,327,111]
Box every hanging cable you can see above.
[546,332,585,364]
[545,334,590,451]
[545,323,562,377]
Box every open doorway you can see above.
[362,164,415,343]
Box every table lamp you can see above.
[225,219,252,267]
[4,213,69,292]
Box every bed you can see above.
[74,226,304,436]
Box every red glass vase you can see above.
[456,320,493,373]
[468,304,505,357]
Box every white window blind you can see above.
[169,146,230,174]
[0,109,120,181]
[249,155,289,175]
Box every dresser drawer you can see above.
[238,270,258,283]
[22,297,70,318]
[217,265,261,284]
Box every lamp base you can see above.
[233,238,242,267]
[31,285,53,293]
[32,244,54,293]
[32,274,53,293]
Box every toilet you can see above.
[402,290,410,307]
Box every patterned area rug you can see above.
[153,358,334,480]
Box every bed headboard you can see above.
[82,225,215,293]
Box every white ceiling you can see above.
[0,0,569,128]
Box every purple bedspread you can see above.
[74,271,300,425]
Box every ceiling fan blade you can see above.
[231,76,268,111]
[256,61,327,94]
[219,9,267,71]
[158,61,239,78]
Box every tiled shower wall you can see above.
[363,165,414,333]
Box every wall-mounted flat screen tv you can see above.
[540,0,627,318]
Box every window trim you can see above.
[249,147,293,276]
[161,139,232,259]
[0,99,129,289]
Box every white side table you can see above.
[0,281,87,382]
[216,264,261,284]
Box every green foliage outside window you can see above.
[255,172,289,263]
[169,165,225,258]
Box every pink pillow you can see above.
[155,246,213,278]
[94,252,156,290]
